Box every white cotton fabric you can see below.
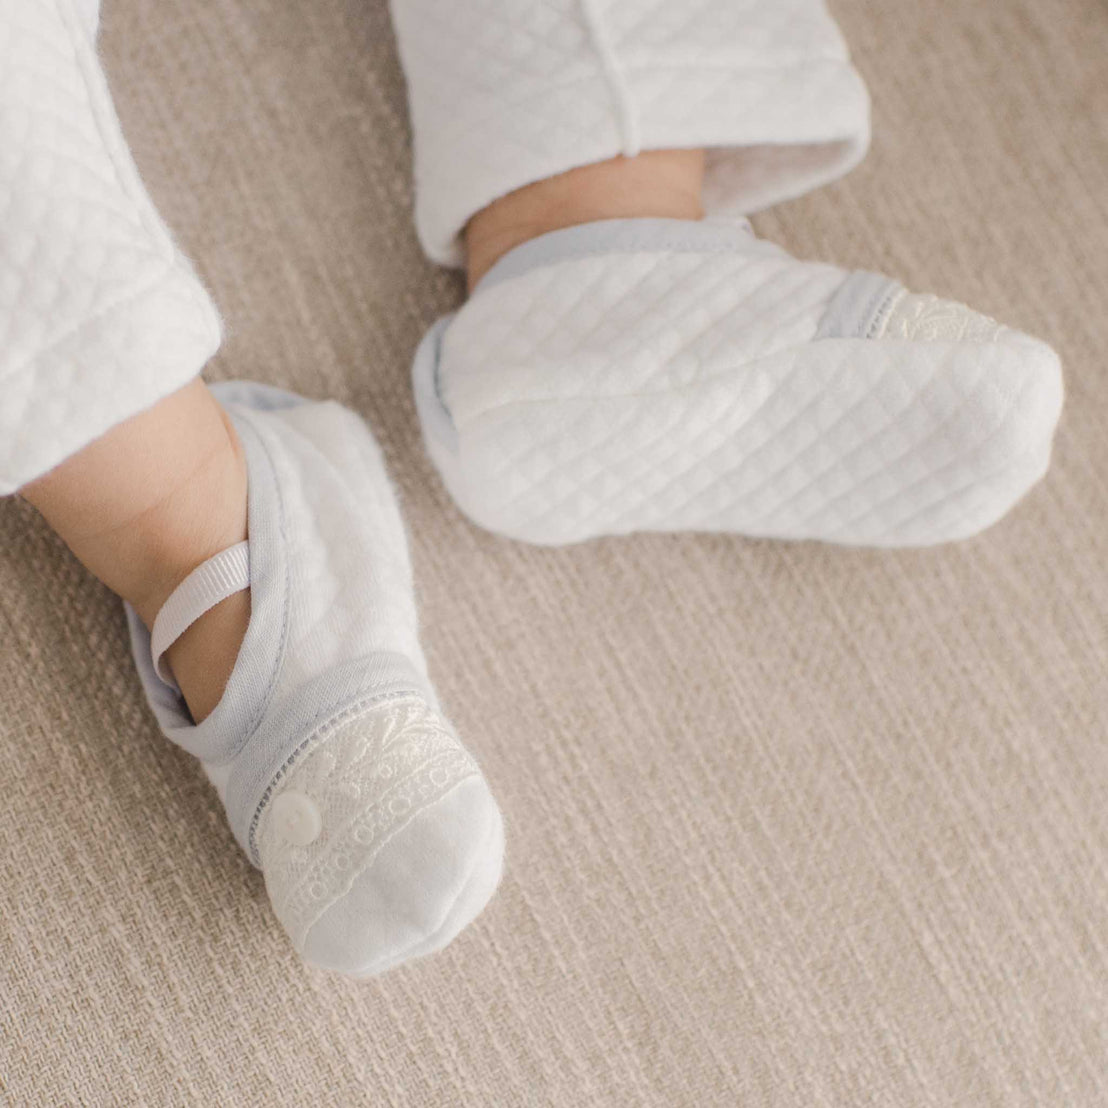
[413,218,1063,547]
[0,0,220,492]
[389,0,871,266]
[126,382,504,977]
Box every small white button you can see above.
[272,791,322,847]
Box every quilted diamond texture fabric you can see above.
[0,0,220,493]
[389,0,871,265]
[419,232,1063,547]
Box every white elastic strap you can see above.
[150,541,251,686]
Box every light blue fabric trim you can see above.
[474,216,755,293]
[814,270,903,340]
[411,314,459,459]
[125,398,290,767]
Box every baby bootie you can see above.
[413,218,1062,547]
[126,381,504,976]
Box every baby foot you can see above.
[127,382,504,976]
[414,218,1062,547]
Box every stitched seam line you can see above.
[578,0,641,157]
[222,413,292,773]
[63,0,177,257]
[474,225,759,294]
[867,286,908,339]
[416,57,859,176]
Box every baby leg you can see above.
[23,380,249,723]
[6,0,502,975]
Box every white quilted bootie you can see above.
[126,382,504,977]
[1,0,221,493]
[413,219,1063,547]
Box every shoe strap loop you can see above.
[150,541,250,686]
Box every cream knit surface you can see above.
[1,0,1107,1104]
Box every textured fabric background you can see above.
[2,0,1106,1104]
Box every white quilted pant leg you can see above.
[0,0,221,493]
[389,0,871,266]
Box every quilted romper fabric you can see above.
[0,0,220,493]
[2,0,866,490]
[392,1,1062,548]
[389,0,872,265]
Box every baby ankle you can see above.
[464,148,706,289]
[121,424,249,628]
